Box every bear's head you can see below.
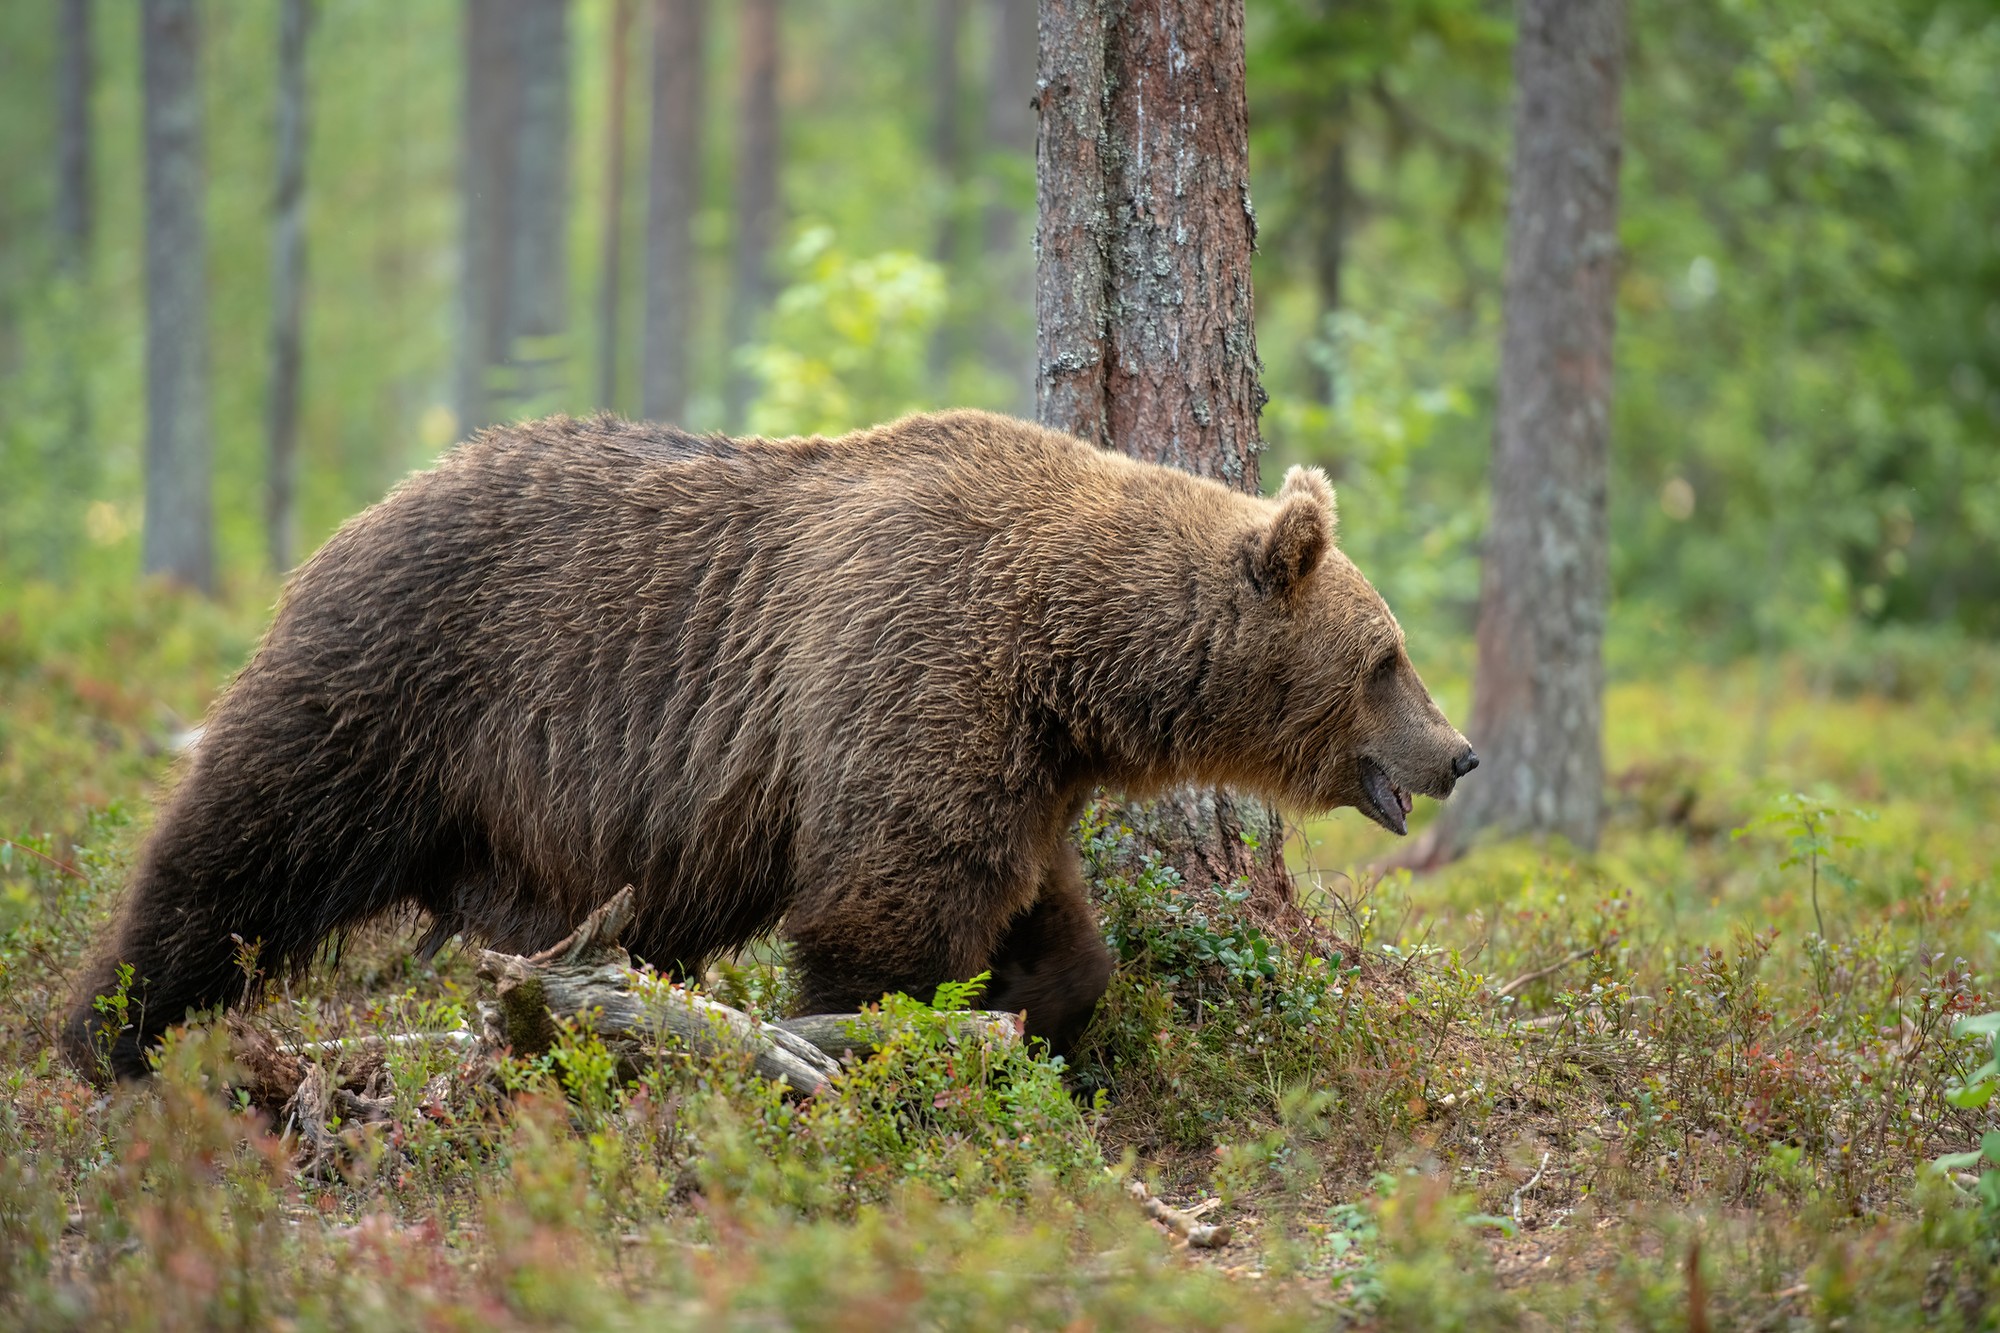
[1229,465,1478,835]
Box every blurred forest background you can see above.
[2,0,1995,665]
[4,6,2000,1324]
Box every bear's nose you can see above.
[1452,748,1480,778]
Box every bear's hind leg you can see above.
[63,849,316,1081]
[62,770,452,1082]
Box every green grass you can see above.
[2,576,1998,1328]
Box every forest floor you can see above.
[2,577,1997,1330]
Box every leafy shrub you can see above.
[1075,804,1459,1161]
[692,976,1104,1215]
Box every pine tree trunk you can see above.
[1307,90,1351,407]
[642,0,705,424]
[141,0,214,594]
[594,0,633,412]
[266,0,310,573]
[457,0,569,429]
[1034,0,1289,913]
[54,0,97,545]
[56,0,94,273]
[500,0,572,417]
[980,0,1036,413]
[457,0,521,432]
[722,0,780,432]
[1423,0,1624,859]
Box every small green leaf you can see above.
[1930,1149,1985,1173]
[1983,1131,2000,1166]
[1952,1012,2000,1040]
[1943,1082,1996,1111]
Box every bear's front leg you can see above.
[781,841,1031,1030]
[982,853,1112,1060]
[782,846,1111,1063]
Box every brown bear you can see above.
[62,410,1476,1081]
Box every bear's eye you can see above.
[1370,652,1398,684]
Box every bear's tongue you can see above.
[1361,761,1409,836]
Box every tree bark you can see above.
[266,0,310,574]
[980,0,1037,412]
[1036,0,1265,486]
[722,0,780,431]
[141,0,214,595]
[642,0,705,423]
[595,0,634,412]
[56,0,94,273]
[1036,0,1288,912]
[1422,0,1624,859]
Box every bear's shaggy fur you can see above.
[63,410,1474,1079]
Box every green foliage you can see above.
[1735,791,1877,995]
[1077,804,1455,1155]
[694,976,1104,1215]
[1252,0,2000,651]
[1941,1009,2000,1112]
[0,0,1992,652]
[743,227,946,438]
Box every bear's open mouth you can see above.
[1357,756,1413,836]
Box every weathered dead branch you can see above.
[474,887,842,1093]
[1127,1179,1232,1249]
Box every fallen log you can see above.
[475,887,843,1093]
[235,886,1027,1167]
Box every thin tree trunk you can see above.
[1035,0,1287,911]
[722,0,780,432]
[56,0,94,273]
[141,0,214,594]
[926,0,965,383]
[642,0,705,423]
[266,0,311,573]
[53,0,97,559]
[499,0,572,417]
[457,0,521,432]
[1423,0,1624,859]
[595,0,633,412]
[1307,89,1351,407]
[980,0,1036,413]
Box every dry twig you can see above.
[1496,945,1601,1000]
[1127,1179,1232,1248]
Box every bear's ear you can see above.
[1277,465,1338,535]
[1251,493,1330,597]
